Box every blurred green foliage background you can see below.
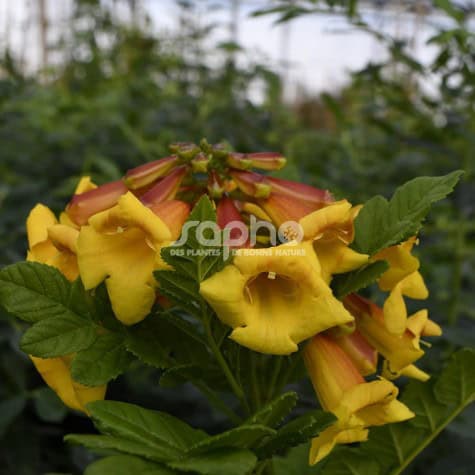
[0,0,473,474]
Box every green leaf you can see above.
[71,333,134,386]
[352,171,463,255]
[20,315,97,357]
[124,316,174,369]
[0,262,71,323]
[257,411,336,459]
[86,400,207,460]
[125,312,210,370]
[85,455,176,475]
[434,348,475,406]
[246,392,298,428]
[320,447,381,475]
[168,448,257,475]
[160,363,226,391]
[65,434,168,463]
[187,425,276,455]
[320,348,475,474]
[272,443,316,475]
[331,261,389,299]
[155,196,230,314]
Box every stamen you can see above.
[420,339,432,348]
[267,272,277,280]
[244,285,253,304]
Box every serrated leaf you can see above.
[20,315,97,357]
[246,392,298,428]
[272,443,317,475]
[434,348,475,406]
[331,261,389,299]
[160,363,226,391]
[168,448,257,475]
[87,400,207,458]
[0,262,71,323]
[125,313,210,370]
[85,455,176,475]
[320,447,381,475]
[352,171,463,255]
[155,196,229,313]
[257,411,336,459]
[125,317,173,369]
[65,434,169,463]
[71,333,133,386]
[187,425,275,455]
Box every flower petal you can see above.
[299,200,352,240]
[200,242,353,355]
[30,355,106,413]
[77,226,158,324]
[27,204,58,249]
[314,239,368,283]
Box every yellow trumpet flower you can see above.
[304,333,414,464]
[30,355,106,414]
[373,237,429,334]
[77,192,173,325]
[26,177,106,413]
[200,241,354,355]
[299,200,369,283]
[345,294,440,381]
[26,204,79,282]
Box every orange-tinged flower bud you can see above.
[333,329,378,376]
[66,180,128,226]
[124,156,179,189]
[191,153,210,173]
[229,170,271,199]
[207,170,225,199]
[258,193,316,226]
[247,152,287,171]
[227,152,253,170]
[304,333,365,412]
[267,176,333,205]
[140,166,188,206]
[169,141,200,160]
[149,200,190,240]
[344,294,425,373]
[217,197,249,248]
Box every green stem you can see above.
[202,314,251,415]
[390,402,470,475]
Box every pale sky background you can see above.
[0,0,456,99]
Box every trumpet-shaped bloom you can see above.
[299,200,369,283]
[77,192,173,325]
[332,328,378,376]
[200,241,354,355]
[30,355,106,413]
[373,238,429,334]
[304,334,414,464]
[344,294,440,380]
[26,204,80,281]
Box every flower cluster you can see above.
[25,140,441,463]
